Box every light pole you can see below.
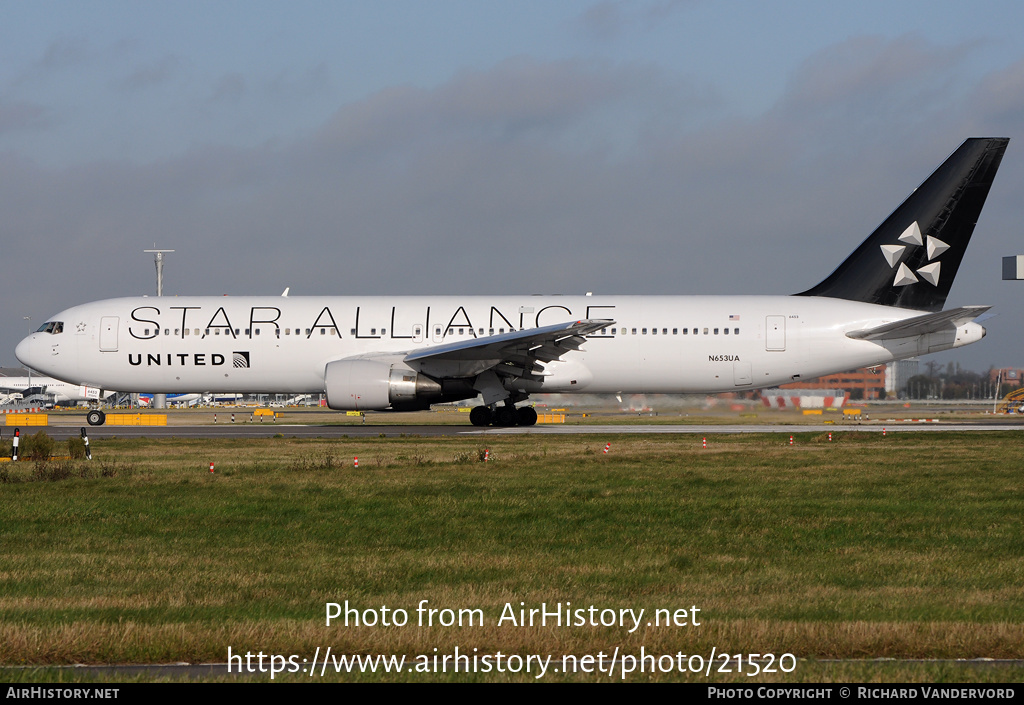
[144,249,175,296]
[144,249,174,409]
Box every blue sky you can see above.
[3,0,1024,373]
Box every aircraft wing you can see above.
[845,305,991,341]
[404,318,613,380]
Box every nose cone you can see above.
[15,334,39,369]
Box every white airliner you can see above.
[15,138,1008,426]
[0,373,109,404]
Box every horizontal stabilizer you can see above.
[845,305,990,341]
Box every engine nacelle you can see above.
[325,359,468,411]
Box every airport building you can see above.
[989,367,1023,388]
[780,365,889,400]
[776,359,926,400]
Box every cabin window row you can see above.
[598,327,741,336]
[139,325,742,338]
[421,327,742,337]
[435,328,512,336]
[142,327,361,337]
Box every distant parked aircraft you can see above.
[136,393,202,407]
[0,374,110,404]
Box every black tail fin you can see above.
[796,137,1009,312]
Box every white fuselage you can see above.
[0,375,108,403]
[14,295,984,398]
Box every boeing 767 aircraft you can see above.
[16,138,1008,426]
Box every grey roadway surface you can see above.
[8,421,1024,441]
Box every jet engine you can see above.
[324,359,472,411]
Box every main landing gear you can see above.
[469,403,538,427]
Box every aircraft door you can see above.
[733,361,752,386]
[99,317,119,352]
[765,316,786,351]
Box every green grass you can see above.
[1,432,1023,680]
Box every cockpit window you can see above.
[36,321,63,334]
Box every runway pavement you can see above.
[9,420,1024,441]
[5,405,1024,441]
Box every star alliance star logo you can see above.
[879,221,948,287]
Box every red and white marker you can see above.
[484,449,490,462]
[209,461,214,473]
[354,456,359,468]
[828,432,832,442]
[702,437,707,449]
[603,443,611,454]
[883,427,887,436]
[789,435,794,446]
[12,428,20,461]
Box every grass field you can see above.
[1,430,1022,682]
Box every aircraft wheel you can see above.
[494,405,517,427]
[86,410,106,426]
[470,406,492,427]
[516,406,538,426]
